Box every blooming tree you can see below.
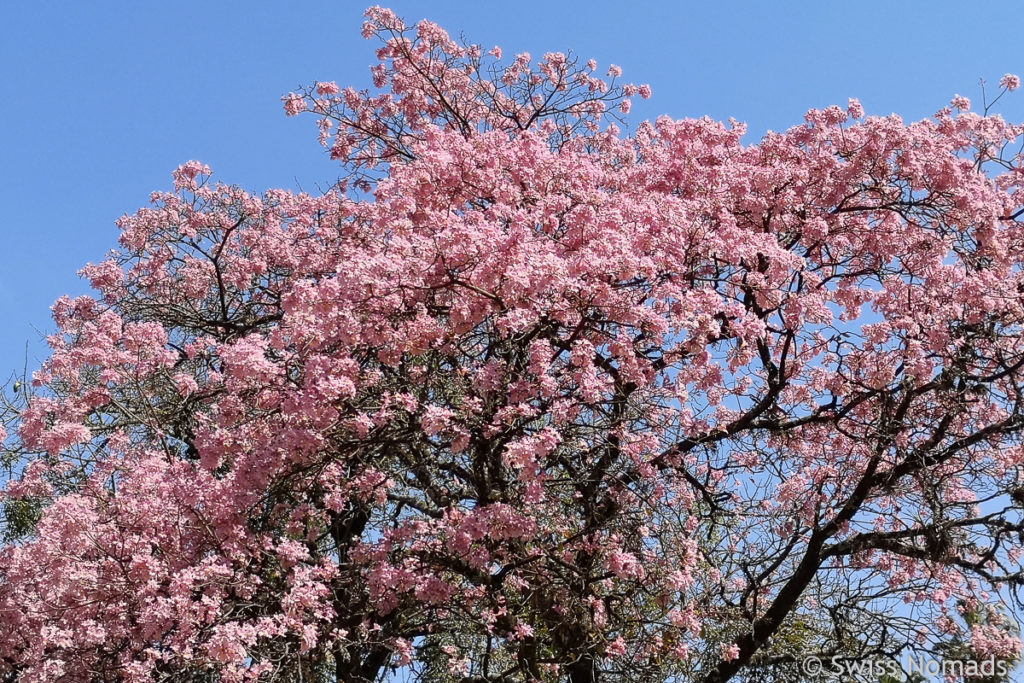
[2,7,1024,682]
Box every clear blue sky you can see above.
[2,1,1021,379]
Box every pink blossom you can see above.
[606,637,627,657]
[172,160,210,190]
[3,7,1024,682]
[282,92,308,116]
[607,550,645,580]
[847,97,864,118]
[419,405,455,436]
[511,622,534,641]
[316,81,340,95]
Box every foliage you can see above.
[1,7,1024,683]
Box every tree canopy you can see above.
[2,7,1024,682]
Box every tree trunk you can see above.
[567,655,597,683]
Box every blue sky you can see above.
[2,0,1021,379]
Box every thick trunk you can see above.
[334,644,388,683]
[567,655,597,683]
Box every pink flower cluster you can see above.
[0,6,1022,681]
